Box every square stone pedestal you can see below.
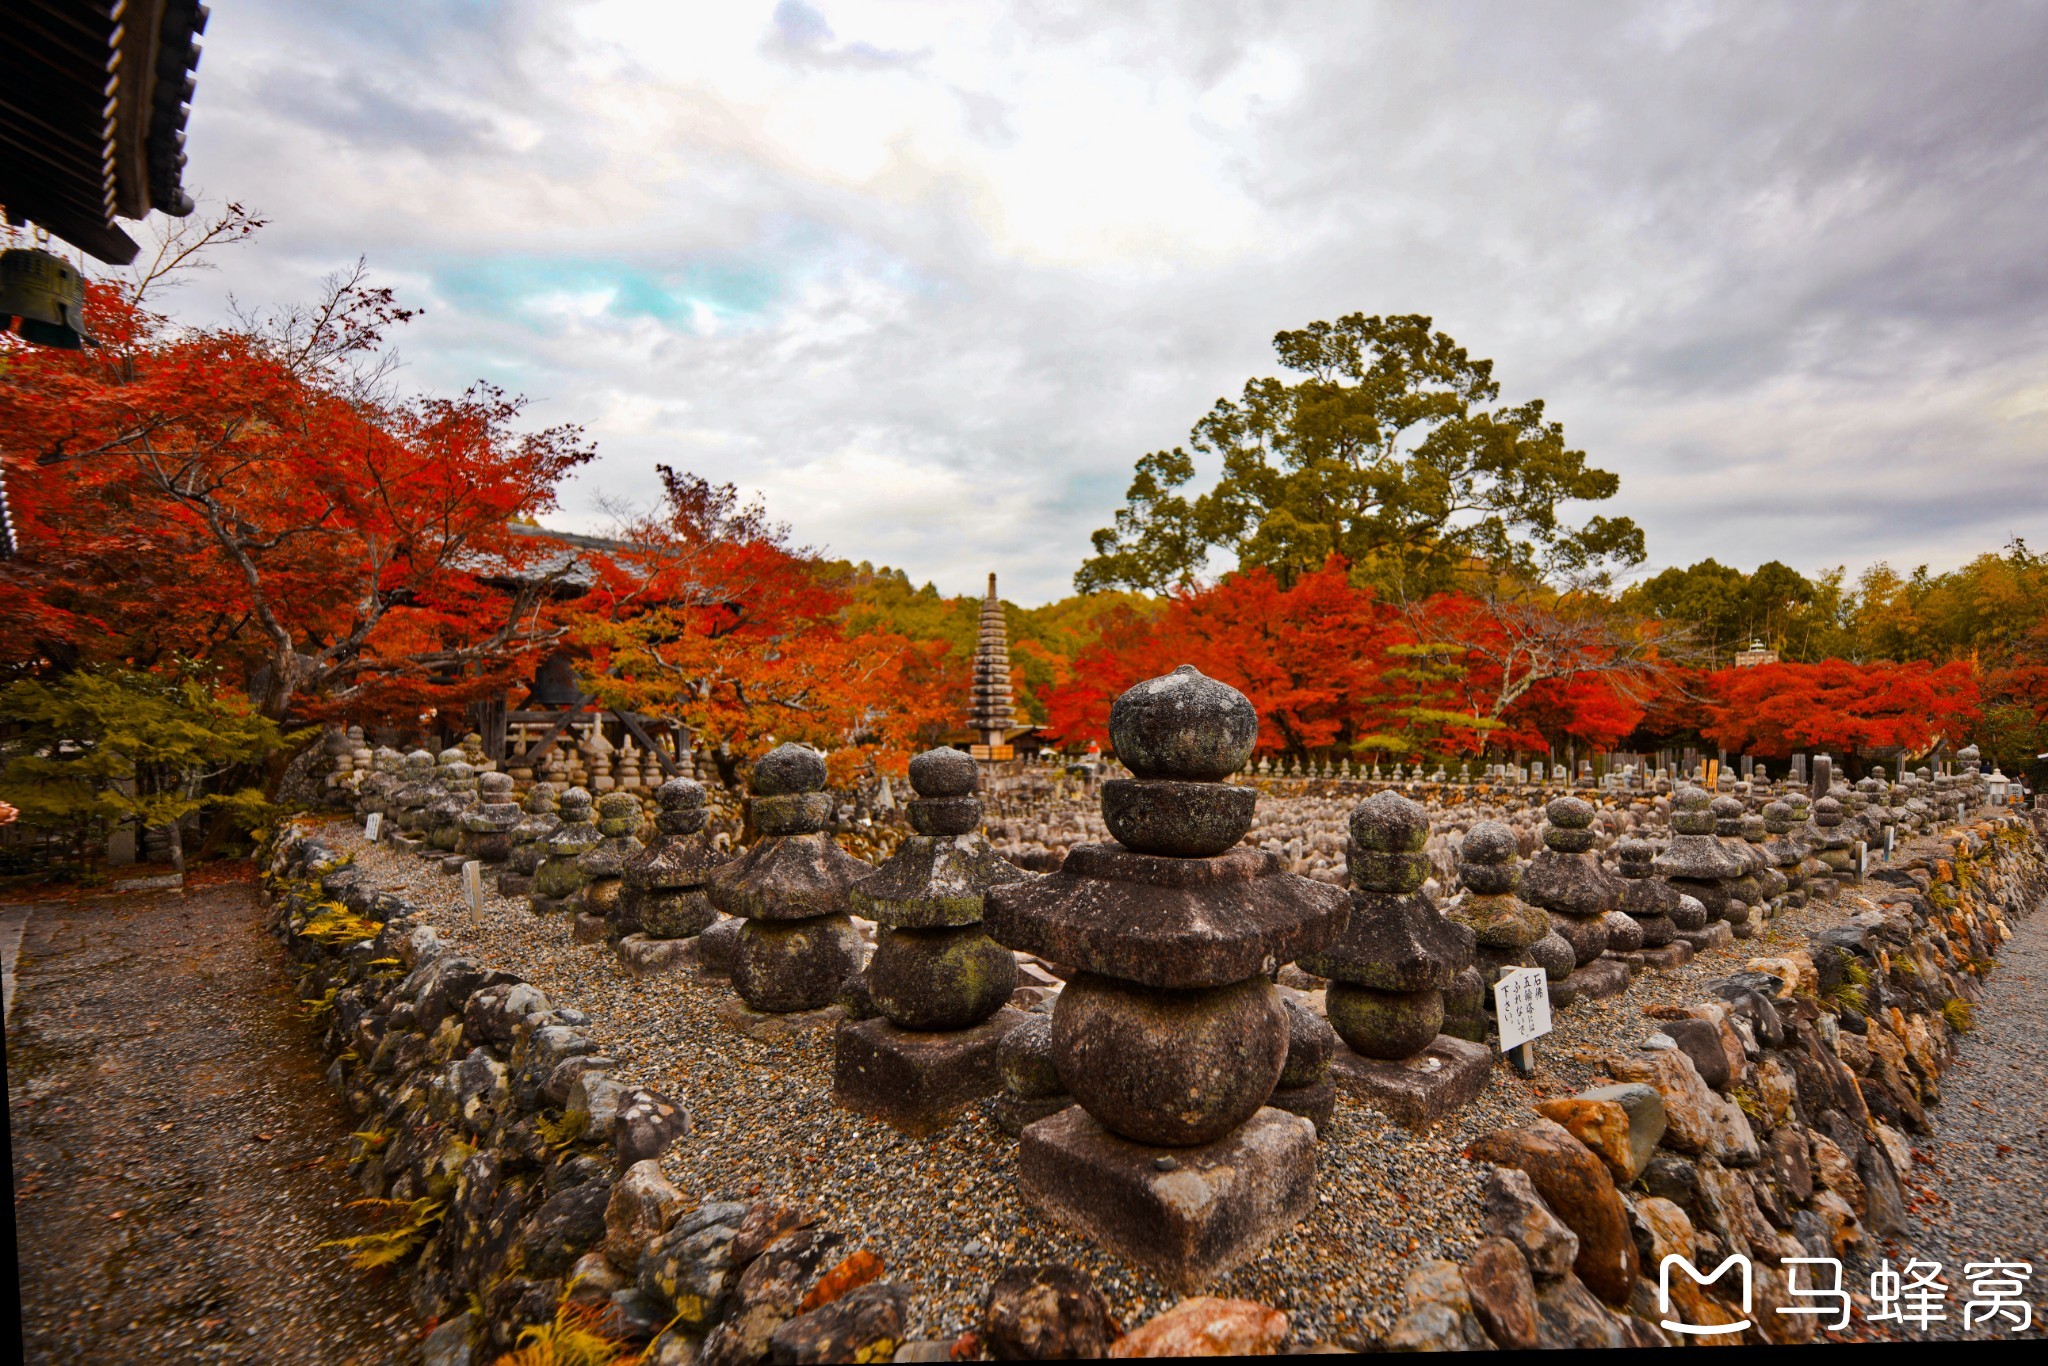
[616,932,701,978]
[1017,1105,1316,1292]
[572,912,610,944]
[715,997,846,1042]
[833,1009,1025,1136]
[1329,1034,1492,1128]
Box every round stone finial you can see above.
[1672,787,1711,813]
[438,747,465,765]
[479,771,514,798]
[597,791,641,821]
[1545,795,1595,830]
[559,786,593,815]
[523,783,559,814]
[1349,790,1430,853]
[1462,820,1517,865]
[1617,837,1656,871]
[656,777,707,810]
[752,743,828,795]
[908,746,979,798]
[1107,665,1258,781]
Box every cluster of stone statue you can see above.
[340,668,1990,1289]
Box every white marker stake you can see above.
[1884,825,1895,861]
[1493,965,1553,1077]
[364,811,383,842]
[463,860,484,928]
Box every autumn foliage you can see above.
[1699,659,1982,762]
[1,218,594,724]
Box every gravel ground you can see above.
[1883,887,2048,1342]
[325,815,1922,1346]
[6,872,418,1365]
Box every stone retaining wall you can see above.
[1383,813,2048,1349]
[263,826,918,1365]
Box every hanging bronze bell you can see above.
[0,246,97,349]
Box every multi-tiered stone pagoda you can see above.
[970,572,1015,750]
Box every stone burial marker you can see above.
[1304,790,1491,1128]
[707,743,871,1037]
[984,665,1349,1291]
[832,746,1029,1135]
[613,777,728,978]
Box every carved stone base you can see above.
[497,873,535,898]
[1329,1034,1492,1128]
[1017,1106,1316,1292]
[572,912,610,944]
[832,1010,1026,1136]
[714,997,847,1042]
[616,932,701,978]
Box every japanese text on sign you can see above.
[1493,966,1552,1052]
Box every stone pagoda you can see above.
[614,777,727,976]
[984,665,1349,1289]
[970,573,1015,751]
[498,783,561,897]
[1299,791,1487,1128]
[835,747,1029,1134]
[530,787,600,915]
[1654,787,1742,949]
[456,771,521,866]
[707,743,870,1024]
[1519,795,1629,1000]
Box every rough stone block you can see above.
[1329,1035,1492,1128]
[1017,1106,1316,1292]
[1267,1077,1336,1135]
[832,1010,1026,1136]
[1613,942,1693,972]
[1675,922,1735,953]
[573,912,610,944]
[714,997,846,1042]
[991,1093,1073,1137]
[1562,959,1630,1001]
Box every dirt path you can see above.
[6,875,420,1364]
[1890,891,2048,1341]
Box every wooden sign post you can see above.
[1493,965,1553,1077]
[463,860,484,929]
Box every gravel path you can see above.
[325,816,1908,1346]
[6,874,418,1364]
[1887,889,2048,1341]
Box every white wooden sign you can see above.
[1494,966,1553,1053]
[364,812,383,842]
[463,860,484,926]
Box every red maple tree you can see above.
[1,212,595,725]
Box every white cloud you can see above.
[161,0,2048,603]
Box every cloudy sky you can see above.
[171,0,2048,604]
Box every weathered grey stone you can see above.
[1108,664,1258,781]
[1016,1105,1315,1293]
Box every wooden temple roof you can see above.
[1,0,209,264]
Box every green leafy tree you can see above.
[1622,558,1821,664]
[1076,313,1644,596]
[0,668,294,873]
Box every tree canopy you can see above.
[1075,313,1645,598]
